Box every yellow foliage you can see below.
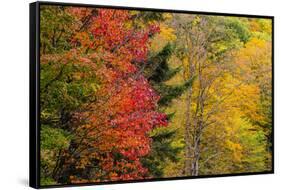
[249,19,272,34]
[163,13,173,20]
[150,24,177,54]
[192,16,201,26]
[226,140,243,162]
[159,24,177,41]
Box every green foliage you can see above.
[142,129,183,177]
[40,177,57,186]
[136,12,166,22]
[157,77,195,106]
[40,6,74,54]
[224,17,251,43]
[147,44,180,82]
[40,125,72,186]
[166,112,176,121]
[144,43,195,106]
[142,42,194,177]
[41,125,71,150]
[40,61,99,127]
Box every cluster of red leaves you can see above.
[62,8,166,182]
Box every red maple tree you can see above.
[52,8,167,183]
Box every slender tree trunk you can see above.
[184,86,193,175]
[184,52,195,175]
[189,58,205,176]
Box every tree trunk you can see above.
[184,53,195,175]
[184,86,193,175]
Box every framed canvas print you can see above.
[30,1,274,188]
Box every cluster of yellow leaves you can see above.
[150,23,176,54]
[249,19,272,34]
[159,24,177,42]
[226,140,243,162]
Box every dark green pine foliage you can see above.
[141,44,194,177]
[142,129,181,177]
[145,43,195,106]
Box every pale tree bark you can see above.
[174,14,241,176]
[180,16,210,176]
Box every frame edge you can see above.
[30,1,40,189]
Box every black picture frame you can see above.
[30,1,274,189]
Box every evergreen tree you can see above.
[141,43,194,177]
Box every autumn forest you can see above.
[39,5,273,186]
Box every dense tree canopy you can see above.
[40,5,272,185]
